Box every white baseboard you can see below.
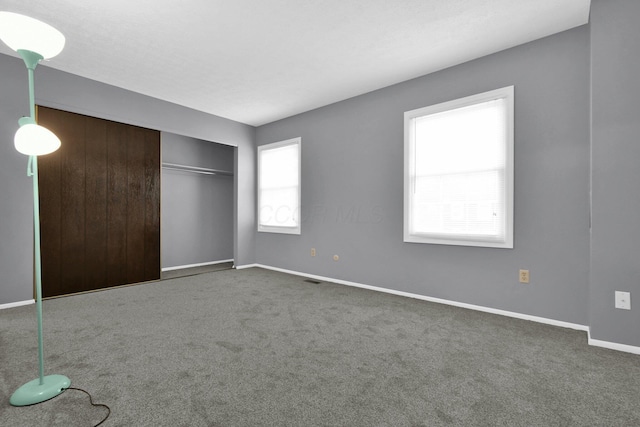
[588,334,640,355]
[162,259,233,272]
[234,263,258,270]
[253,264,587,330]
[250,264,640,355]
[0,299,35,310]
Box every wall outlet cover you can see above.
[615,291,631,310]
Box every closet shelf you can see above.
[162,162,233,176]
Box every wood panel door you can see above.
[37,106,160,297]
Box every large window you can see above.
[258,137,301,234]
[404,86,514,248]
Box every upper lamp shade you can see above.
[0,12,65,58]
[15,123,61,156]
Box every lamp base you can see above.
[10,374,70,406]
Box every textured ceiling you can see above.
[0,1,591,126]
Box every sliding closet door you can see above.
[37,106,160,298]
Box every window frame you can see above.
[257,137,302,235]
[403,86,514,248]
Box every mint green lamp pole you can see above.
[0,11,70,406]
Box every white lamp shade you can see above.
[0,12,65,59]
[14,123,61,156]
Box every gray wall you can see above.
[256,26,591,326]
[590,0,640,346]
[0,53,256,305]
[0,56,33,305]
[161,133,234,268]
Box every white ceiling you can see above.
[0,1,590,126]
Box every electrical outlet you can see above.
[311,248,316,257]
[333,255,339,261]
[519,269,530,284]
[615,291,631,310]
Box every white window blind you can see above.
[404,87,513,248]
[258,138,301,234]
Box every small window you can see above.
[258,137,301,234]
[404,86,514,248]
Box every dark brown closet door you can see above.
[37,106,160,297]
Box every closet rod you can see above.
[162,162,233,176]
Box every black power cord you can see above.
[64,387,111,426]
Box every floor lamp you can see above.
[0,11,71,406]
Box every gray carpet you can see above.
[1,267,639,426]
